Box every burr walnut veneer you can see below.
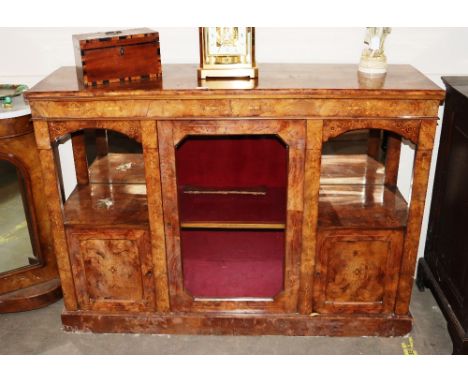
[25,64,444,335]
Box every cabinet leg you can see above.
[452,340,468,355]
[415,259,428,292]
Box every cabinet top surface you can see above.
[26,64,444,100]
[442,76,468,99]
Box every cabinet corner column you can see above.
[395,119,437,315]
[71,130,89,185]
[141,120,170,312]
[33,120,78,311]
[298,119,323,314]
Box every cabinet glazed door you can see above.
[158,120,305,313]
[67,228,155,312]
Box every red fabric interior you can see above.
[175,136,288,188]
[181,229,285,298]
[176,136,288,298]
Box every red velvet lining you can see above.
[181,230,285,298]
[175,136,288,188]
[176,136,288,298]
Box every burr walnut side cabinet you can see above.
[24,64,444,335]
[417,76,468,354]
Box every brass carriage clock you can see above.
[198,27,258,79]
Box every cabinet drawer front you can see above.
[67,228,155,312]
[315,229,403,314]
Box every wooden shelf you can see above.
[89,153,145,184]
[178,186,286,230]
[320,154,385,185]
[181,222,285,229]
[318,184,408,229]
[63,183,149,227]
[319,153,407,229]
[78,154,402,230]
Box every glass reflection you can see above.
[0,160,37,274]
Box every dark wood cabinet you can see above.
[418,76,468,354]
[25,64,444,336]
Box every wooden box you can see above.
[72,28,161,86]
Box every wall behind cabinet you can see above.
[1,27,468,260]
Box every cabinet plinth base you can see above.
[61,310,412,337]
[0,278,62,313]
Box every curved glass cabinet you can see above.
[0,100,61,313]
[0,159,39,274]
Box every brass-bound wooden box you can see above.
[72,28,161,86]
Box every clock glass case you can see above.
[199,27,258,79]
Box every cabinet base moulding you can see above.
[61,311,413,336]
[0,278,62,313]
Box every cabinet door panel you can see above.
[158,119,305,313]
[315,229,403,314]
[68,228,155,312]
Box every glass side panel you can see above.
[0,160,38,274]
